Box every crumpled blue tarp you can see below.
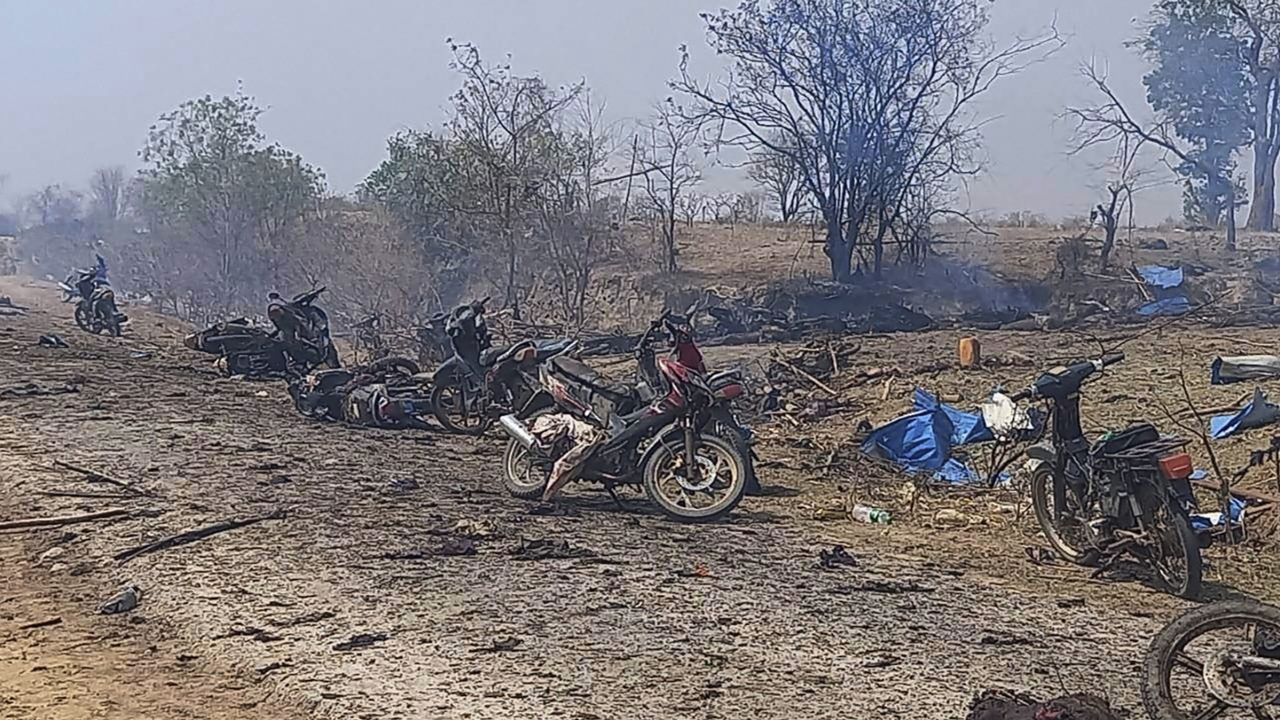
[860,390,993,485]
[1136,264,1184,289]
[1190,496,1247,532]
[1137,296,1192,317]
[1211,355,1280,385]
[1210,387,1280,439]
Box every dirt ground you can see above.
[2,272,1279,719]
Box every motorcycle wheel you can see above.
[1142,600,1280,720]
[502,437,551,500]
[369,356,420,378]
[107,317,122,337]
[711,407,760,495]
[430,380,491,435]
[73,305,93,333]
[1030,464,1098,566]
[642,434,746,523]
[323,344,341,369]
[1145,496,1203,600]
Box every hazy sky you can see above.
[0,0,1180,222]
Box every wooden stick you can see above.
[36,490,133,500]
[19,617,62,630]
[0,508,127,531]
[114,509,286,564]
[775,357,838,397]
[52,460,150,497]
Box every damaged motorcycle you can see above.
[1141,599,1280,719]
[288,355,432,428]
[1014,352,1204,598]
[185,287,340,378]
[72,268,127,336]
[498,313,749,522]
[429,296,573,434]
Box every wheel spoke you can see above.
[1174,650,1205,675]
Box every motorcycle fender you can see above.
[432,357,467,386]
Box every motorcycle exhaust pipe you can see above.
[499,413,538,450]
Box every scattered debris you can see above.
[114,509,287,564]
[931,508,988,528]
[387,477,420,493]
[18,616,62,631]
[859,653,901,668]
[818,545,858,570]
[511,537,595,561]
[966,689,1121,720]
[332,632,388,652]
[129,351,152,360]
[427,518,499,539]
[275,610,336,628]
[1210,387,1280,439]
[834,579,935,595]
[382,536,477,559]
[217,626,283,643]
[53,459,150,497]
[255,660,292,675]
[37,334,68,348]
[1024,547,1056,566]
[1212,355,1280,385]
[675,563,713,578]
[0,508,128,532]
[471,636,523,653]
[0,382,79,399]
[98,583,142,615]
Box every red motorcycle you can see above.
[498,313,749,522]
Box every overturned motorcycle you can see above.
[183,287,340,379]
[497,315,750,523]
[288,356,432,428]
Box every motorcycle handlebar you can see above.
[1100,351,1125,367]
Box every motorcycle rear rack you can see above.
[1093,436,1189,461]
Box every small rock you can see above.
[39,547,66,564]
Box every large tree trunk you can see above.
[825,224,852,282]
[1248,141,1277,231]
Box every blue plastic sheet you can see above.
[860,390,993,485]
[1137,265,1184,289]
[1190,496,1247,532]
[1210,388,1280,439]
[1137,296,1191,317]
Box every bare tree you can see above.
[89,166,127,222]
[674,0,1060,280]
[748,140,805,222]
[675,192,704,227]
[638,100,701,273]
[1067,62,1241,250]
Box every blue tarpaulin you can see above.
[1210,388,1280,439]
[860,390,994,485]
[1136,264,1184,289]
[1137,296,1192,317]
[1190,496,1247,532]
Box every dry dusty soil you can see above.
[2,275,1263,719]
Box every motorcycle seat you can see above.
[548,356,634,400]
[480,338,574,367]
[1091,422,1160,456]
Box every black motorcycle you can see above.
[267,287,340,370]
[184,319,295,378]
[72,269,127,336]
[429,296,572,434]
[1013,352,1204,598]
[288,355,427,425]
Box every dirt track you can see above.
[0,276,1201,719]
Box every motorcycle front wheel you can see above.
[642,434,746,523]
[430,380,491,435]
[502,436,551,500]
[1030,464,1098,566]
[1142,600,1280,720]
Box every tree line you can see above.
[24,0,1211,335]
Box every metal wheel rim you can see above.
[1164,616,1280,717]
[651,443,738,512]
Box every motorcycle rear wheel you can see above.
[1145,497,1203,600]
[502,437,550,500]
[430,381,491,435]
[73,305,93,333]
[1142,600,1280,720]
[1030,464,1097,566]
[642,434,746,523]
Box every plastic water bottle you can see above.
[850,504,892,524]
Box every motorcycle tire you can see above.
[107,317,122,337]
[430,380,491,436]
[501,409,555,500]
[641,434,746,523]
[1030,464,1098,566]
[711,407,760,495]
[1141,600,1280,720]
[369,356,420,377]
[73,305,93,333]
[1148,496,1203,600]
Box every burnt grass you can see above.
[3,274,1280,718]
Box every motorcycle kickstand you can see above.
[605,485,626,512]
